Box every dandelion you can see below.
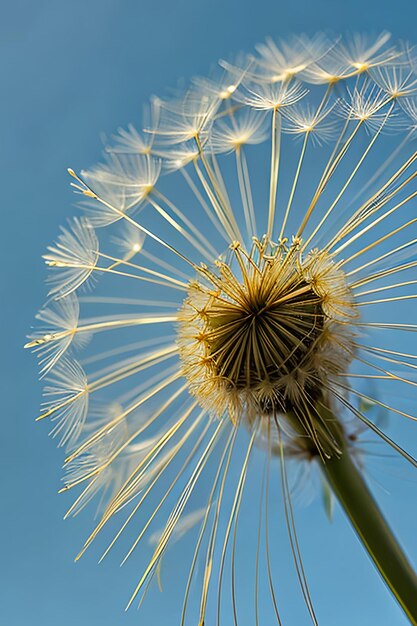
[27,33,417,624]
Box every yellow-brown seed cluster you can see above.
[177,240,356,429]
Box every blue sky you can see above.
[2,1,417,625]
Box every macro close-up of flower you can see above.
[1,0,416,618]
[23,30,417,624]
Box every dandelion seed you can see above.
[111,220,146,257]
[241,80,308,111]
[254,34,331,83]
[43,216,99,298]
[338,31,397,73]
[149,89,220,145]
[282,101,336,144]
[161,145,200,172]
[193,62,249,101]
[372,63,417,99]
[339,84,394,132]
[107,123,153,155]
[41,357,89,449]
[209,108,268,153]
[80,153,161,226]
[302,32,398,84]
[28,33,417,625]
[25,293,80,375]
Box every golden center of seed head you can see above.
[177,241,355,423]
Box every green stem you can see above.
[317,411,417,624]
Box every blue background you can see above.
[2,1,417,624]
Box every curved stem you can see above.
[318,409,417,624]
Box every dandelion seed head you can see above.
[26,31,417,621]
[178,241,355,449]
